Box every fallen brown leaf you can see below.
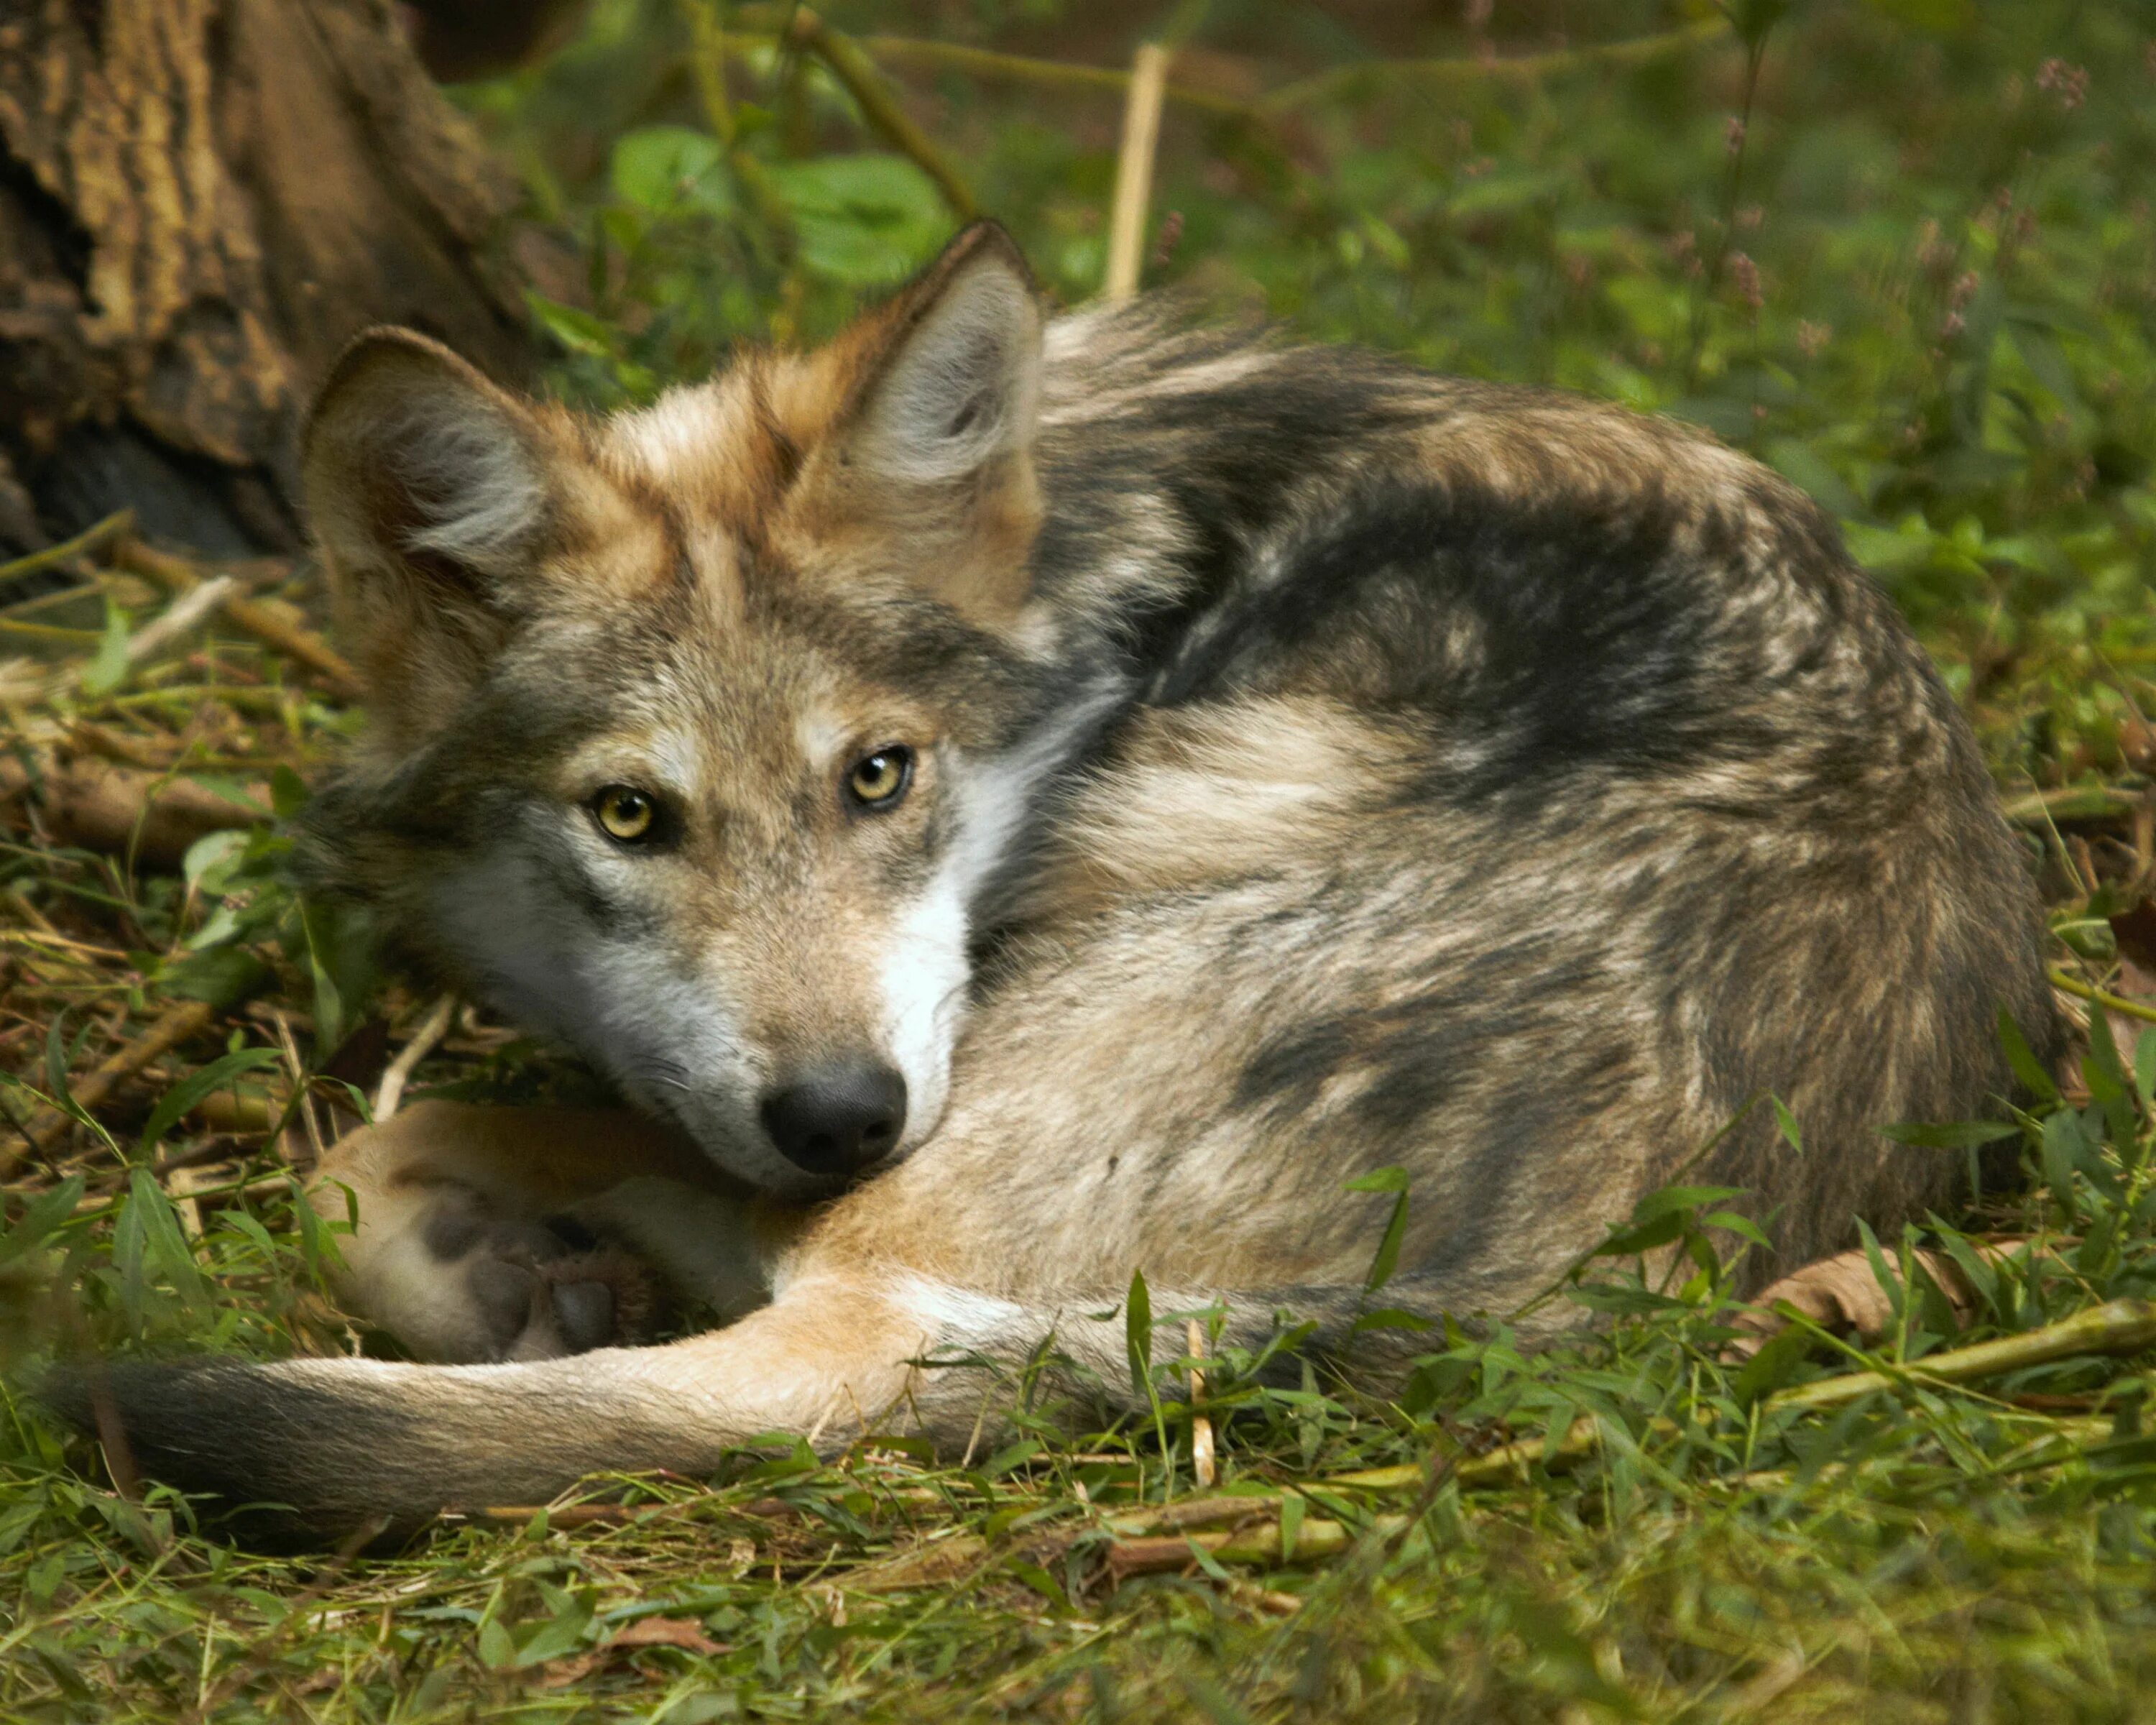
[540,1616,729,1686]
[1726,1248,1978,1360]
[605,1616,727,1655]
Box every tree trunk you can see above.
[0,0,535,558]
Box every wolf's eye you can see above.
[591,785,659,843]
[845,746,913,810]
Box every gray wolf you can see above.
[51,222,2058,1538]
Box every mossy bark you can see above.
[0,0,533,556]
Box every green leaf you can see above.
[182,829,249,898]
[2040,1110,2086,1226]
[1629,1184,1748,1223]
[1881,1120,2019,1149]
[512,1593,594,1667]
[1720,0,1792,49]
[1350,1166,1411,1292]
[1278,1491,1304,1562]
[0,1177,84,1269]
[158,945,274,1010]
[1770,1096,1803,1153]
[476,1616,516,1671]
[611,125,731,216]
[269,765,309,821]
[1731,1320,1813,1406]
[79,601,132,696]
[527,292,621,359]
[1125,1268,1153,1402]
[1855,1218,1904,1331]
[1997,1007,2060,1106]
[1447,166,1570,218]
[114,1169,208,1326]
[137,1046,282,1157]
[768,154,950,285]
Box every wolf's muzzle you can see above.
[760,1061,908,1179]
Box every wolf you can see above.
[55,222,2057,1537]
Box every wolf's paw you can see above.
[403,1208,662,1363]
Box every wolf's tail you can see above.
[40,1272,1478,1545]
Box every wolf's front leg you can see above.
[308,1102,788,1363]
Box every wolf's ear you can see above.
[302,331,562,732]
[812,222,1045,622]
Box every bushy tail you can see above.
[38,1270,1505,1545]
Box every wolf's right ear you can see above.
[302,331,561,732]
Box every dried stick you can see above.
[1103,1514,1406,1579]
[116,540,362,701]
[1186,1318,1217,1489]
[272,1009,329,1167]
[10,1000,215,1167]
[1103,42,1171,302]
[120,576,237,668]
[374,993,457,1120]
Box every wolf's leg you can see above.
[65,1254,1177,1537]
[308,1102,785,1364]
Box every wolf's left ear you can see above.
[814,222,1045,622]
[302,331,584,742]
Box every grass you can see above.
[6,0,2156,1717]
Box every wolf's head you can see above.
[300,224,1095,1197]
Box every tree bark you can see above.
[0,0,534,558]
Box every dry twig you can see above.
[116,539,361,700]
[374,994,458,1120]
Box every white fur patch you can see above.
[615,384,727,484]
[870,682,1126,1147]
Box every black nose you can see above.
[760,1062,908,1177]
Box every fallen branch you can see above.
[0,753,268,871]
[10,999,216,1167]
[116,539,361,701]
[1762,1297,2156,1414]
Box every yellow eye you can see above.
[846,746,913,809]
[592,785,658,842]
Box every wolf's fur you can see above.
[55,224,2059,1539]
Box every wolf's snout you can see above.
[760,1062,908,1177]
